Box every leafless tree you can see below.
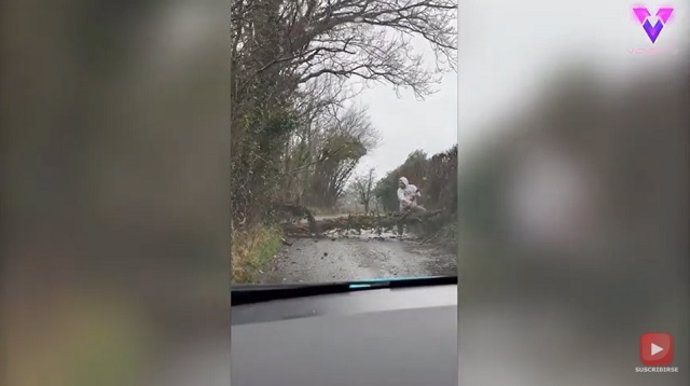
[353,168,377,213]
[236,0,457,98]
[305,106,379,208]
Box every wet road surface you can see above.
[261,230,457,284]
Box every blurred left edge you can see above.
[0,1,231,386]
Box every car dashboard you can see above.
[231,280,458,386]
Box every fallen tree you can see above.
[279,206,446,237]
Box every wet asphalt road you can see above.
[260,230,457,284]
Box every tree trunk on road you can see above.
[282,209,444,236]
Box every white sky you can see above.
[351,0,688,179]
[354,67,457,178]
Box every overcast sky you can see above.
[352,0,688,179]
[353,54,457,178]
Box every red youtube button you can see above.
[640,332,673,366]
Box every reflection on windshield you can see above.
[230,1,458,285]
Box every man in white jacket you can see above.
[397,176,425,236]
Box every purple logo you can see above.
[632,7,674,43]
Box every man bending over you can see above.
[397,176,425,236]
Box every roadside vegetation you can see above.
[232,225,284,283]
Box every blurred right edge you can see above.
[457,14,689,386]
[458,63,689,386]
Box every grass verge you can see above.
[232,225,283,284]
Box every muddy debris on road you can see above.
[260,230,456,284]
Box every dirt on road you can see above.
[260,230,457,284]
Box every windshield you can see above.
[230,1,458,287]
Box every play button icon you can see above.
[641,332,673,365]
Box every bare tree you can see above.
[353,168,377,214]
[231,0,457,131]
[306,106,379,208]
[250,0,457,98]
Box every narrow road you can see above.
[261,228,457,284]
